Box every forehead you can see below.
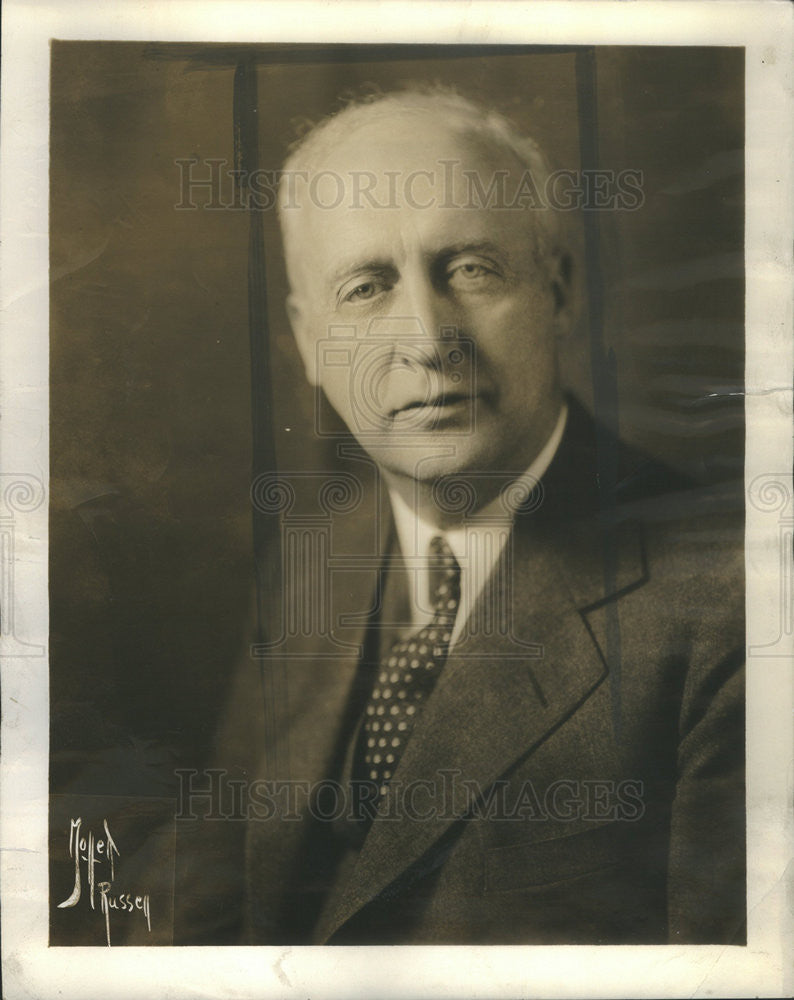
[322,111,513,175]
[284,114,537,290]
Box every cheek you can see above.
[316,363,351,413]
[308,326,365,426]
[466,289,554,362]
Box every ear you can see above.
[286,293,318,386]
[549,250,576,335]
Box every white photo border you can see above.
[1,2,792,998]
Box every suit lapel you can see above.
[318,506,646,942]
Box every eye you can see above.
[457,263,488,278]
[446,258,498,289]
[347,281,379,301]
[338,274,392,306]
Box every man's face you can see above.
[284,114,570,490]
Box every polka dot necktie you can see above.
[361,535,461,797]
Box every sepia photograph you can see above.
[1,2,792,998]
[48,39,746,948]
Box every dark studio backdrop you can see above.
[49,43,744,912]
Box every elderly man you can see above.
[223,89,744,946]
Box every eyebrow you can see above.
[326,241,508,292]
[327,259,394,290]
[433,240,504,261]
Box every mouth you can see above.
[391,392,472,418]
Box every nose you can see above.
[392,268,459,369]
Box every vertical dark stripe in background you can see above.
[233,60,286,776]
[575,48,623,742]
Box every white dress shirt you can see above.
[388,403,568,646]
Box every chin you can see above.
[374,437,499,484]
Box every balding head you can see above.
[278,88,566,297]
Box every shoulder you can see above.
[519,395,744,663]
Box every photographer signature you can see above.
[57,817,151,946]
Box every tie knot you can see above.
[428,535,460,617]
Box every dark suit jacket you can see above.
[192,398,745,946]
